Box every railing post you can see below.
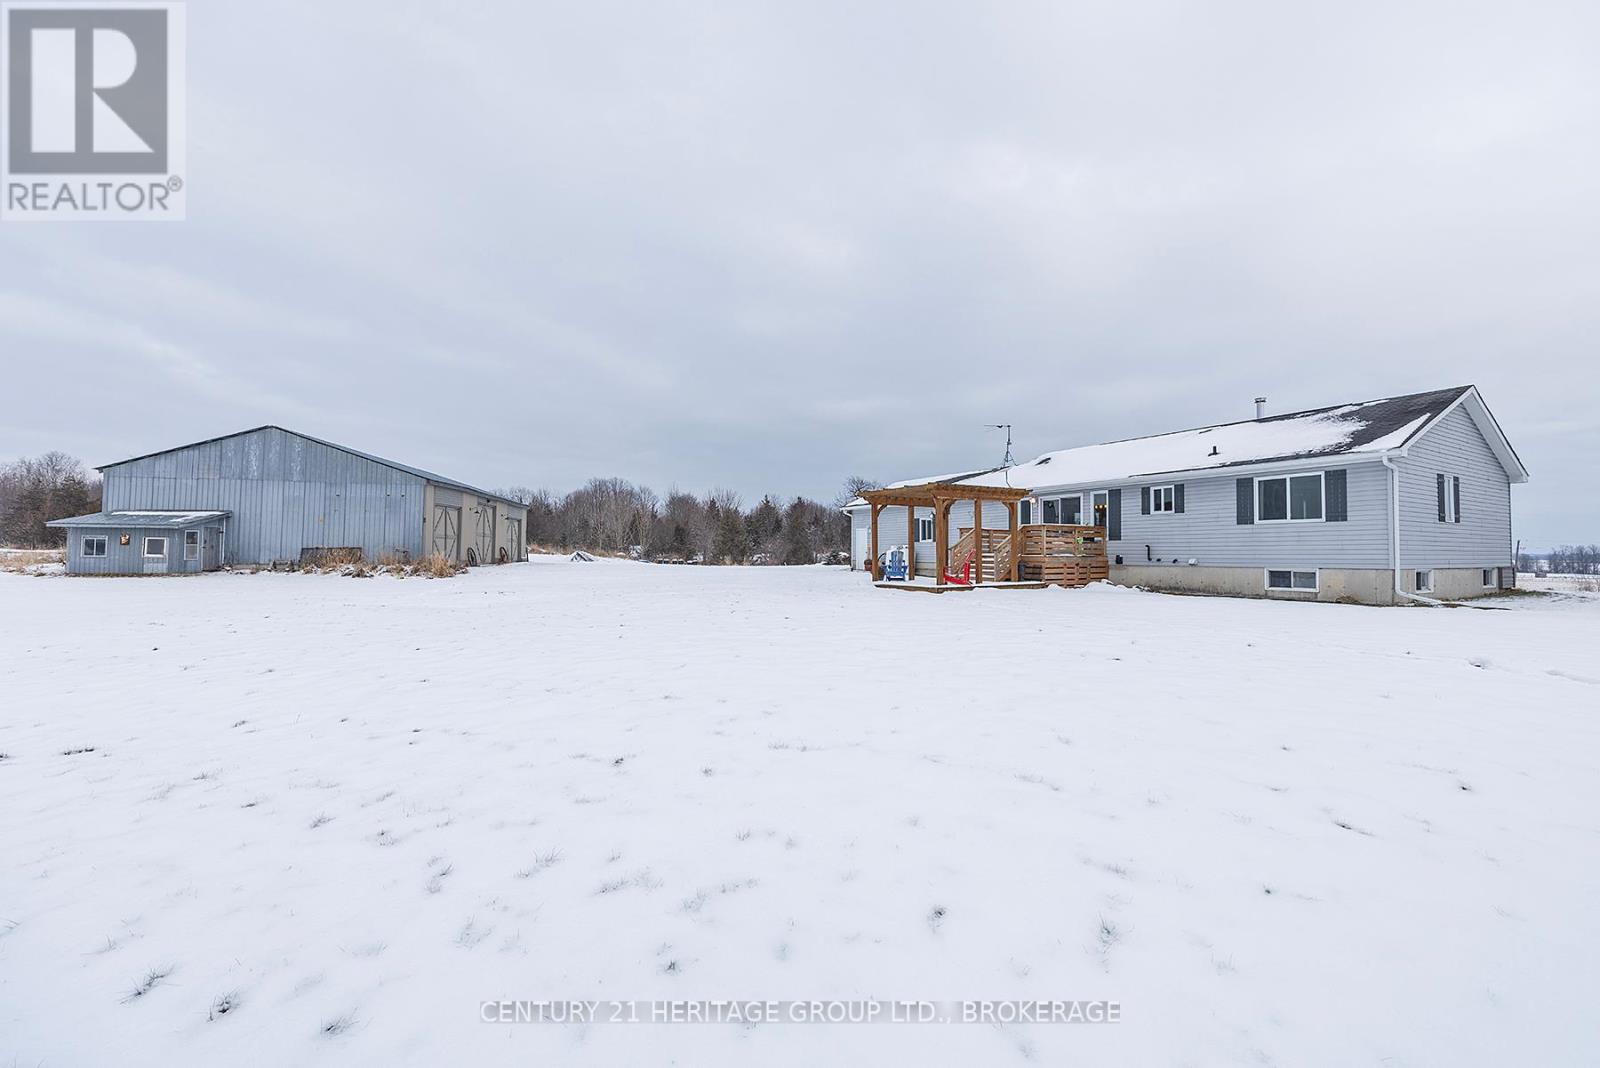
[1007,502,1018,581]
[907,504,916,580]
[869,502,881,580]
[972,497,982,583]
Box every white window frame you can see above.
[143,536,168,559]
[1415,569,1433,593]
[184,529,200,561]
[1091,490,1109,527]
[1150,484,1176,514]
[1264,568,1320,592]
[82,536,107,558]
[1441,476,1458,524]
[915,515,934,543]
[1482,568,1497,588]
[1255,472,1325,523]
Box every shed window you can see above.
[1257,473,1324,522]
[1266,569,1318,591]
[184,530,200,560]
[82,536,107,557]
[143,537,167,558]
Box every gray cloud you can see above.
[1,0,1595,546]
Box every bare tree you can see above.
[834,475,881,510]
[0,452,101,547]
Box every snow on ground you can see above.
[2,560,1598,1066]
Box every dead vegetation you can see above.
[0,548,63,574]
[226,551,467,579]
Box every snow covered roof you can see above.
[47,510,230,529]
[847,386,1523,507]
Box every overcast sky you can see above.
[2,1,1596,547]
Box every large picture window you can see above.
[1257,473,1324,522]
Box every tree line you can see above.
[0,453,101,548]
[1525,545,1600,575]
[0,450,880,566]
[500,475,881,564]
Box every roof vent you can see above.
[1254,396,1267,420]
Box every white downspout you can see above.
[1382,455,1442,606]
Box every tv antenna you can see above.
[987,424,1015,467]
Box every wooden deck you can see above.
[934,524,1113,588]
[859,484,1107,592]
[873,579,1050,594]
[950,523,1109,588]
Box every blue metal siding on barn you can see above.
[1394,404,1513,569]
[101,428,426,564]
[64,524,223,575]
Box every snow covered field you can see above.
[2,560,1597,1066]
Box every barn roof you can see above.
[846,385,1525,506]
[98,426,528,510]
[47,510,231,529]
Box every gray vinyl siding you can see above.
[64,525,217,576]
[101,427,426,564]
[1394,405,1513,568]
[1034,461,1393,569]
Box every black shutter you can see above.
[1140,487,1151,515]
[1236,478,1253,524]
[1174,484,1185,513]
[1108,489,1122,541]
[1436,474,1446,522]
[1453,476,1462,523]
[1325,469,1347,522]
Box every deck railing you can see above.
[949,524,1108,586]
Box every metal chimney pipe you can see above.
[1254,396,1267,420]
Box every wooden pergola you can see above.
[859,482,1033,586]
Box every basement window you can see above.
[143,537,167,559]
[82,536,107,558]
[1415,570,1433,593]
[1482,568,1497,588]
[1266,569,1318,591]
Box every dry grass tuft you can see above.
[0,548,64,573]
[277,550,468,580]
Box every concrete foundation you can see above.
[1108,565,1505,605]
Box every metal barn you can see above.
[48,426,529,575]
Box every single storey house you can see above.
[844,386,1527,604]
[48,426,530,575]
